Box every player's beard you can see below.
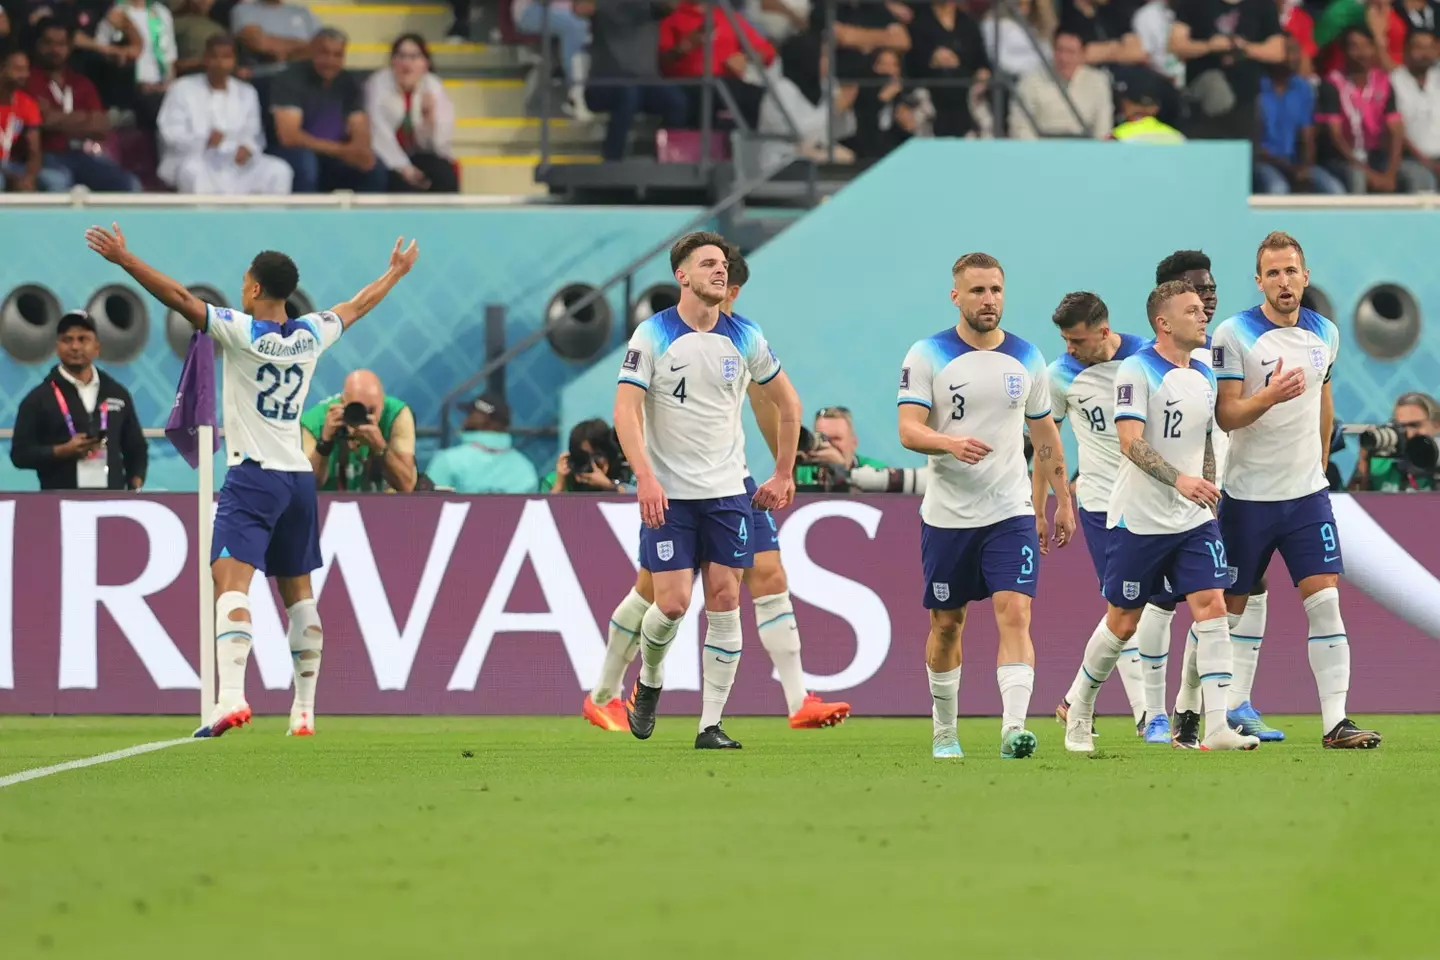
[1266,288,1300,316]
[688,279,725,307]
[962,308,1001,334]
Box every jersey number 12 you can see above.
[256,362,303,421]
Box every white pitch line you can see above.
[0,737,197,790]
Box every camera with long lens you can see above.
[793,426,848,492]
[1359,422,1440,473]
[568,428,631,486]
[333,401,372,442]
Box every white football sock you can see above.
[1192,616,1234,738]
[699,608,743,732]
[1117,644,1146,724]
[1135,604,1175,720]
[1304,587,1350,733]
[928,664,961,735]
[1064,614,1112,707]
[638,604,680,689]
[593,588,648,703]
[286,598,323,717]
[754,592,807,715]
[1073,620,1126,719]
[1229,591,1267,708]
[996,663,1034,733]
[1175,631,1202,715]
[215,590,253,711]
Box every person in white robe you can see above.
[157,33,292,194]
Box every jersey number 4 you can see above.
[256,362,303,421]
[672,377,687,404]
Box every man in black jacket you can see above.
[10,310,147,490]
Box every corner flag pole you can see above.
[198,424,216,723]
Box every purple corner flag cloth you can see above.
[165,330,219,468]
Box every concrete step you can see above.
[459,154,599,196]
[346,41,522,72]
[454,116,599,148]
[306,3,452,42]
[443,77,527,115]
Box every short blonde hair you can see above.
[952,252,1003,278]
[1255,230,1305,274]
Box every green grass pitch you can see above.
[1,714,1435,960]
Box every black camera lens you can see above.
[342,402,370,428]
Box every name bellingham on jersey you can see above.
[205,303,344,473]
[898,328,1052,528]
[619,306,780,500]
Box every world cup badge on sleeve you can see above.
[900,366,910,390]
[213,307,233,322]
[1004,373,1025,400]
[932,582,951,602]
[1117,384,1133,406]
[1309,346,1326,371]
[721,356,740,382]
[622,349,640,372]
[1123,581,1141,601]
[1212,345,1225,368]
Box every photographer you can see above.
[300,369,417,492]
[544,418,633,493]
[791,406,927,494]
[427,394,537,494]
[1348,392,1440,492]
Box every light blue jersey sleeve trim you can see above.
[1114,412,1146,423]
[618,377,648,391]
[897,398,932,409]
[1025,408,1052,420]
[755,363,781,386]
[1215,372,1245,381]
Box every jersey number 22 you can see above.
[256,362,303,421]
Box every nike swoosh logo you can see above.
[1324,554,1339,562]
[949,383,968,391]
[1150,665,1163,671]
[1218,683,1231,688]
[1329,643,1342,648]
[1078,395,1094,404]
[1260,358,1278,367]
[1016,578,1034,584]
[1166,399,1182,406]
[670,364,690,372]
[1215,572,1229,578]
[733,550,746,558]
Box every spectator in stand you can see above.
[157,33,292,193]
[1316,0,1405,72]
[102,0,176,130]
[0,5,11,44]
[659,0,775,128]
[512,1,591,121]
[429,395,538,495]
[365,33,456,193]
[231,0,318,79]
[1009,29,1114,136]
[1,48,56,192]
[1112,84,1187,138]
[26,18,140,191]
[1134,0,1185,84]
[825,0,912,79]
[747,0,810,46]
[908,0,990,137]
[1391,27,1440,182]
[758,31,857,164]
[1255,35,1347,191]
[1170,0,1285,138]
[269,28,385,193]
[28,0,142,108]
[172,0,225,75]
[1317,25,1436,189]
[847,47,915,157]
[1064,0,1150,68]
[586,0,686,161]
[1395,0,1440,34]
[981,0,1057,79]
[1279,0,1317,74]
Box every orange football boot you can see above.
[788,693,851,729]
[582,695,628,732]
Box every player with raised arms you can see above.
[1209,231,1380,749]
[612,231,803,750]
[897,252,1074,760]
[1152,251,1285,747]
[1063,281,1259,753]
[584,249,850,732]
[1038,292,1154,737]
[85,222,418,738]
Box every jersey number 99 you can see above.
[256,362,303,421]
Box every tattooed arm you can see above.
[1203,431,1216,486]
[1027,415,1075,550]
[1117,419,1219,507]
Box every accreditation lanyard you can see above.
[53,382,108,489]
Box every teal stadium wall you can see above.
[560,140,1440,483]
[0,205,703,491]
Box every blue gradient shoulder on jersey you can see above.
[718,310,765,355]
[1048,353,1083,392]
[634,306,692,356]
[1190,357,1218,390]
[1219,305,1277,350]
[1128,346,1176,390]
[1297,306,1339,349]
[249,316,316,343]
[1115,332,1148,360]
[911,326,971,370]
[995,331,1046,376]
[291,313,323,340]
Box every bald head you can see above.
[342,369,384,419]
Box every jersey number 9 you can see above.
[1081,405,1106,432]
[256,362,304,421]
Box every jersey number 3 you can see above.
[256,362,303,421]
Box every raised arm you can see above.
[329,237,419,328]
[85,222,207,328]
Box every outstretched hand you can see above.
[85,222,129,263]
[388,237,419,276]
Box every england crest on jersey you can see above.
[1123,581,1141,601]
[932,582,950,602]
[1004,373,1025,400]
[721,356,740,382]
[1309,346,1326,371]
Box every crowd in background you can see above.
[0,0,458,194]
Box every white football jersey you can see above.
[898,329,1051,529]
[1209,306,1338,502]
[619,307,780,500]
[1190,341,1230,485]
[205,304,344,472]
[1109,346,1217,535]
[1049,332,1148,514]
